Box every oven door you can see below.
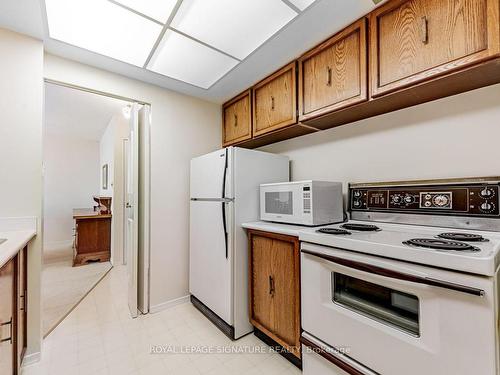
[301,243,497,375]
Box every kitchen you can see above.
[0,0,499,374]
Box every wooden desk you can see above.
[73,208,111,267]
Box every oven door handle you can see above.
[301,333,380,375]
[301,249,485,297]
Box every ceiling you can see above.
[45,83,130,141]
[0,0,384,103]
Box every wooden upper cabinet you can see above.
[222,90,252,147]
[299,18,368,121]
[253,63,297,137]
[371,0,500,97]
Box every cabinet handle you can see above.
[421,16,428,44]
[0,318,13,344]
[271,96,275,111]
[269,275,275,296]
[326,66,332,86]
[234,114,238,127]
[20,294,25,311]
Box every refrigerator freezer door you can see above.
[191,148,228,199]
[189,200,232,325]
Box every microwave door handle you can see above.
[302,250,485,297]
[301,333,379,375]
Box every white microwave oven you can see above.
[260,180,343,226]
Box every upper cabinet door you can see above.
[299,19,368,121]
[371,0,500,97]
[253,62,297,137]
[222,90,252,147]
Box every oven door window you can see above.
[332,273,420,336]
[265,192,293,215]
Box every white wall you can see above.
[43,133,100,247]
[99,121,114,197]
[44,54,221,310]
[0,28,43,357]
[261,84,500,194]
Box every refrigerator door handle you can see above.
[222,201,228,259]
[222,148,229,259]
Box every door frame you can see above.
[42,78,152,311]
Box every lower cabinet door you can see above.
[271,238,300,353]
[0,258,15,374]
[249,231,301,358]
[18,247,27,365]
[250,235,274,333]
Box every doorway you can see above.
[42,81,151,335]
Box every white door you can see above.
[126,103,140,318]
[137,105,150,314]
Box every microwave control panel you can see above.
[350,182,500,217]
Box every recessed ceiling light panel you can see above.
[171,0,298,60]
[287,0,317,11]
[45,0,162,66]
[147,30,239,89]
[111,0,178,23]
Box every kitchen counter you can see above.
[241,221,312,237]
[0,217,37,268]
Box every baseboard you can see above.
[149,295,190,313]
[22,351,41,366]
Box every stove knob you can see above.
[424,201,432,207]
[392,195,401,204]
[404,196,414,204]
[353,200,362,208]
[480,187,494,198]
[433,195,450,207]
[353,191,362,198]
[480,202,493,211]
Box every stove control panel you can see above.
[349,181,500,217]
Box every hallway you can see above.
[23,266,301,375]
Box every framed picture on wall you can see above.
[102,164,108,190]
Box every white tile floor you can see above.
[23,265,302,375]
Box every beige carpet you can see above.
[42,243,112,336]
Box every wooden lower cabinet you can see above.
[17,247,27,365]
[248,230,301,359]
[0,258,15,375]
[0,247,27,375]
[73,209,112,266]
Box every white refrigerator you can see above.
[189,147,289,339]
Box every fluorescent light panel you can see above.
[147,30,239,89]
[171,0,298,60]
[111,0,178,23]
[287,0,317,11]
[45,0,162,66]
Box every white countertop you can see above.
[0,217,37,268]
[241,221,314,237]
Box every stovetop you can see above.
[299,220,500,276]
